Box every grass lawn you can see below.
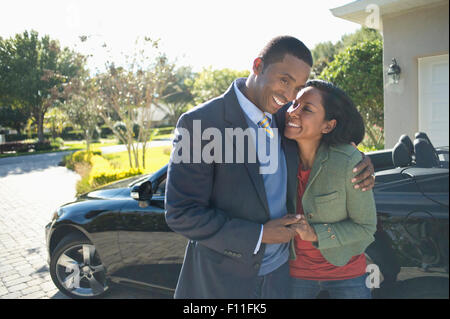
[63,139,119,151]
[103,145,171,174]
[64,134,174,151]
[153,133,174,140]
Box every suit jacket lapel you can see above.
[274,104,299,215]
[223,81,270,219]
[282,137,299,214]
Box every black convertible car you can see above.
[45,132,449,298]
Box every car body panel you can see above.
[368,151,449,278]
[116,194,186,291]
[47,198,128,276]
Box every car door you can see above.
[375,167,449,269]
[116,174,188,291]
[409,168,449,269]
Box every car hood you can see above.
[81,174,151,200]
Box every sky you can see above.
[0,0,362,73]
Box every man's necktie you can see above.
[257,115,274,138]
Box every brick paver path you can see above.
[0,152,165,299]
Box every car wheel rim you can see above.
[55,244,108,297]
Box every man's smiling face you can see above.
[253,54,311,115]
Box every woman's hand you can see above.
[290,216,318,242]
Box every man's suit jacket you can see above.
[165,80,298,298]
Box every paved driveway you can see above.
[0,152,165,299]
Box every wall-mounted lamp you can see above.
[387,58,401,84]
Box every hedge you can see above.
[88,155,142,188]
[0,141,58,154]
[5,133,52,142]
[62,150,102,170]
[61,130,84,141]
[67,151,143,195]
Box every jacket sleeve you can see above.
[164,112,262,262]
[311,151,377,250]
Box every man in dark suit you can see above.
[165,36,375,298]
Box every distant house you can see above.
[136,105,170,127]
[331,0,449,148]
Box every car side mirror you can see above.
[130,181,153,207]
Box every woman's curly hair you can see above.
[305,80,365,146]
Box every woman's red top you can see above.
[289,164,367,281]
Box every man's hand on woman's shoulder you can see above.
[350,142,375,192]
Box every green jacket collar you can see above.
[302,142,330,200]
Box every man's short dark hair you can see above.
[305,80,365,146]
[259,36,313,69]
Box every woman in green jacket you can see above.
[285,80,377,299]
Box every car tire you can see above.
[50,232,111,299]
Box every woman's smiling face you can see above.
[284,87,336,143]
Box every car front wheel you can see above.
[50,233,110,299]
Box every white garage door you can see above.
[418,54,449,147]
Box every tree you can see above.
[44,106,69,139]
[340,27,382,49]
[132,48,177,169]
[95,38,177,169]
[310,41,341,78]
[0,102,29,134]
[189,67,250,105]
[319,39,384,148]
[0,30,86,142]
[96,66,141,168]
[158,66,196,126]
[311,27,382,78]
[60,77,101,152]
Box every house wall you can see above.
[382,2,449,148]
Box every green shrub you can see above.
[88,154,142,187]
[113,122,127,135]
[100,125,113,138]
[72,152,143,195]
[34,141,54,151]
[50,142,60,150]
[89,168,142,188]
[61,130,84,141]
[76,175,92,195]
[62,153,75,170]
[63,150,102,171]
[71,150,102,163]
[16,143,32,153]
[71,150,89,163]
[5,133,51,142]
[51,137,64,148]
